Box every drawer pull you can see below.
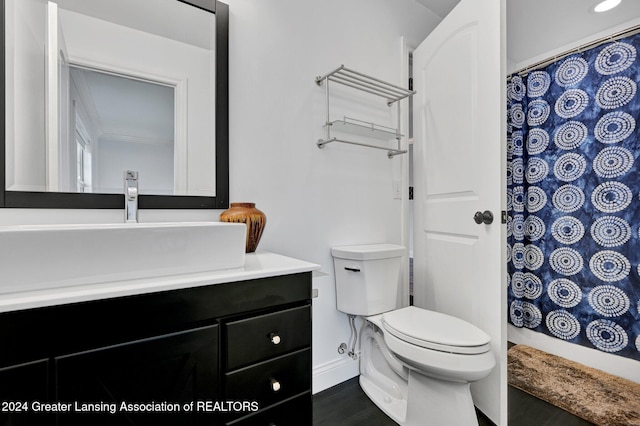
[269,333,281,345]
[270,378,281,392]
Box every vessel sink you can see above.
[0,222,246,294]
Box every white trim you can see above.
[46,2,60,192]
[173,78,188,195]
[68,68,102,136]
[399,36,414,308]
[508,324,640,384]
[312,356,360,394]
[97,133,173,147]
[66,55,184,88]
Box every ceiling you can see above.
[56,0,215,50]
[413,0,460,19]
[414,0,640,68]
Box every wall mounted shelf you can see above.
[325,116,402,140]
[315,65,414,158]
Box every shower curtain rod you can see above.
[509,23,640,78]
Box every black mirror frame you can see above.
[0,0,229,209]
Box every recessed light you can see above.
[594,0,621,12]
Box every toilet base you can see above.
[360,375,407,424]
[406,369,478,426]
[361,369,479,426]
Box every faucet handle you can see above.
[126,186,138,200]
[125,170,139,180]
[125,170,139,200]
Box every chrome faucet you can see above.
[124,170,139,223]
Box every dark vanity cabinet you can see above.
[0,272,312,426]
[56,325,220,426]
[224,306,312,425]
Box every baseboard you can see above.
[312,356,360,394]
[508,324,640,384]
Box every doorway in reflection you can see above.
[66,67,175,194]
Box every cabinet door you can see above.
[0,359,51,426]
[56,325,218,426]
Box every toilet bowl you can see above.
[380,306,495,382]
[332,244,495,426]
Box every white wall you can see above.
[0,0,440,393]
[223,0,439,392]
[508,15,640,74]
[94,138,174,194]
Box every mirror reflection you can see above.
[5,0,217,196]
[69,67,175,194]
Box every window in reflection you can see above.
[75,113,92,192]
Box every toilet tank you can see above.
[331,244,405,316]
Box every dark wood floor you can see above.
[313,377,594,426]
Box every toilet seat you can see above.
[381,306,491,355]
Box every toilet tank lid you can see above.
[331,244,405,260]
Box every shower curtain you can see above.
[506,33,640,361]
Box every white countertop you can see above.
[0,252,321,313]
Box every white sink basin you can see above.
[0,222,246,294]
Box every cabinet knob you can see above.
[269,333,281,345]
[270,378,281,392]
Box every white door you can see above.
[5,0,48,191]
[412,0,506,424]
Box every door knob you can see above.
[473,210,494,225]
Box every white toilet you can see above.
[332,243,495,426]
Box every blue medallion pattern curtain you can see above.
[506,33,640,361]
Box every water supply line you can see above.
[347,314,358,359]
[338,315,362,359]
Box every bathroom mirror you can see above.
[1,0,229,209]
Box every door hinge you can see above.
[409,186,414,200]
[501,210,507,224]
[408,77,413,91]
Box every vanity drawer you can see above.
[225,349,310,410]
[225,305,310,370]
[225,393,311,426]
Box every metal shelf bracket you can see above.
[315,65,414,158]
